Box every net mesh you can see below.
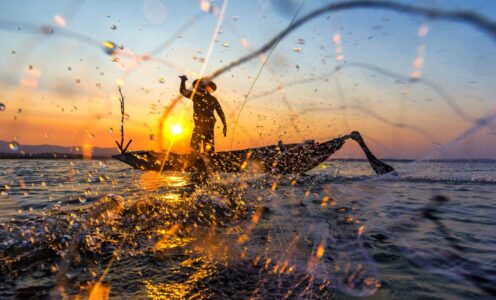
[0,0,495,298]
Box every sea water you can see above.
[0,159,495,299]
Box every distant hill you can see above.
[0,140,118,158]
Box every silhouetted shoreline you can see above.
[0,153,113,159]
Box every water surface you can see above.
[0,159,495,299]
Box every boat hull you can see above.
[112,138,346,175]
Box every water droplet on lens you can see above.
[75,79,81,84]
[222,42,230,48]
[102,41,117,55]
[149,134,155,141]
[17,108,22,113]
[40,25,54,34]
[110,24,117,30]
[9,141,19,151]
[0,103,5,111]
[293,47,302,53]
[158,77,165,84]
[108,128,113,134]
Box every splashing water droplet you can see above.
[9,141,19,151]
[200,0,212,13]
[0,103,5,111]
[54,15,66,27]
[143,0,167,24]
[39,25,54,34]
[110,24,117,30]
[102,41,117,55]
[108,128,113,134]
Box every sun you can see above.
[171,124,183,136]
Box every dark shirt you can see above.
[180,81,226,124]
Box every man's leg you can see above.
[190,127,209,183]
[190,127,202,152]
[203,122,215,154]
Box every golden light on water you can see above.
[88,282,110,300]
[139,172,189,190]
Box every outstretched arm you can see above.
[214,99,227,136]
[179,75,192,98]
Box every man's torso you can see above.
[192,93,218,122]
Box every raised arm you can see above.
[179,75,192,98]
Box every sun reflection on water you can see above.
[144,256,217,300]
[139,171,190,190]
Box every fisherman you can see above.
[179,75,227,154]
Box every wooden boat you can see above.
[112,131,395,176]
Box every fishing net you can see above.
[0,0,495,299]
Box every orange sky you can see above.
[1,1,494,159]
[0,80,476,159]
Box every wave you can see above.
[257,172,496,187]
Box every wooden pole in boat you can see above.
[116,87,132,154]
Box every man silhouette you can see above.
[179,75,227,154]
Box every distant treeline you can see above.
[0,152,112,159]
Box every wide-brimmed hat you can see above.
[192,78,217,92]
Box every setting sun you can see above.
[171,124,183,136]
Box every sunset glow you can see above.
[170,124,183,136]
[0,1,494,159]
